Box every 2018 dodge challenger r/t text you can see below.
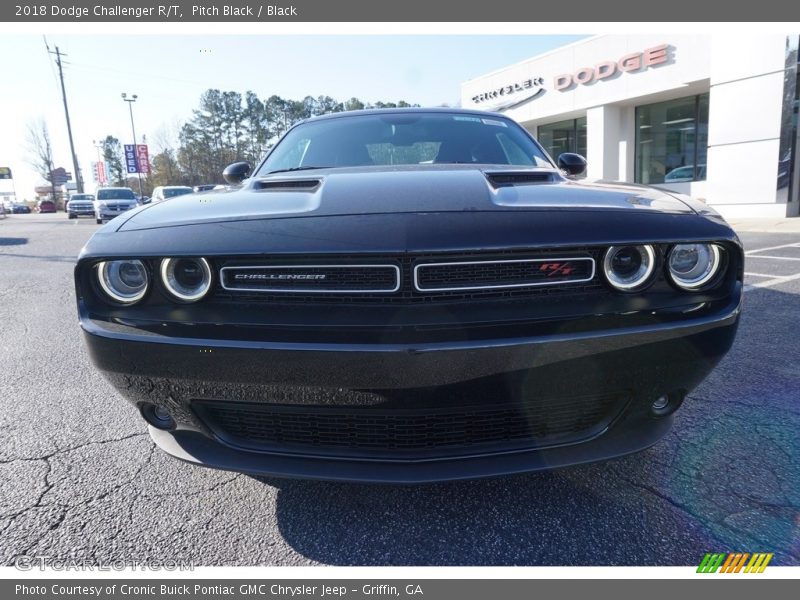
[75,109,742,483]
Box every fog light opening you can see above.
[652,396,669,410]
[141,403,176,430]
[650,391,684,417]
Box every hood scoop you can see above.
[485,171,558,188]
[254,178,321,191]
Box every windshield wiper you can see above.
[266,166,332,175]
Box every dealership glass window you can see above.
[537,117,587,161]
[635,94,709,185]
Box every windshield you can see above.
[164,188,193,198]
[257,112,553,175]
[70,194,93,201]
[97,189,136,201]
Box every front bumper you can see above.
[81,294,741,482]
[96,212,127,221]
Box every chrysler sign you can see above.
[471,77,546,110]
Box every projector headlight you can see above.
[603,245,656,291]
[160,257,212,302]
[96,260,149,305]
[668,243,722,290]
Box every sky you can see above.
[0,34,586,199]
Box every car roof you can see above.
[300,107,507,125]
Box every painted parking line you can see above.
[745,255,800,261]
[745,242,800,255]
[744,272,791,279]
[743,256,800,277]
[744,271,800,292]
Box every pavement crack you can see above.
[0,432,148,465]
[140,472,242,500]
[610,464,800,556]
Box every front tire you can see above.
[68,213,76,219]
[96,218,103,225]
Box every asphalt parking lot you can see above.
[1,212,798,566]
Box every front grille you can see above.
[193,393,624,459]
[221,264,400,293]
[213,248,608,305]
[414,257,595,291]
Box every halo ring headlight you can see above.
[160,257,212,302]
[96,260,149,305]
[603,245,656,291]
[668,243,721,290]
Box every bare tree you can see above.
[26,119,56,202]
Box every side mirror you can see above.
[223,161,252,185]
[557,153,587,176]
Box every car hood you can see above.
[116,165,695,232]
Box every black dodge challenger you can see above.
[75,109,742,482]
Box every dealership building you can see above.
[462,35,800,219]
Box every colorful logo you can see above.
[539,262,575,277]
[697,552,773,573]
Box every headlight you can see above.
[603,245,656,290]
[667,243,722,290]
[160,257,212,302]
[96,260,149,304]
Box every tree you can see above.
[158,90,421,185]
[101,135,126,186]
[149,125,183,187]
[125,175,153,196]
[316,95,343,115]
[242,91,268,166]
[344,97,365,111]
[25,119,56,202]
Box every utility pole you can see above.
[122,93,144,199]
[49,45,84,194]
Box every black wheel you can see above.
[96,218,103,225]
[68,213,76,219]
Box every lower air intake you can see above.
[193,393,625,459]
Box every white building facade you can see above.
[462,35,800,219]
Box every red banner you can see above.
[136,144,150,174]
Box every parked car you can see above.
[9,203,32,214]
[193,184,218,193]
[2,199,31,214]
[67,193,96,219]
[75,108,742,483]
[36,199,56,213]
[151,186,193,203]
[664,164,706,183]
[93,187,138,225]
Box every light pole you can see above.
[121,93,144,199]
